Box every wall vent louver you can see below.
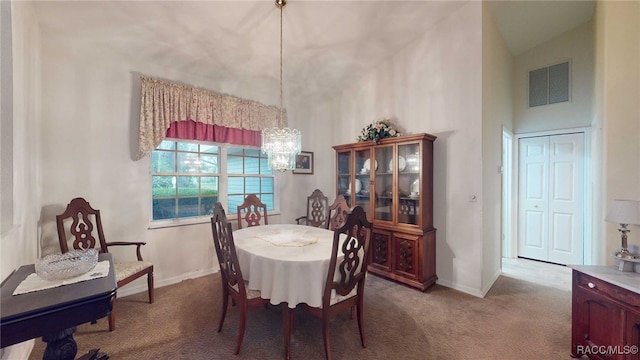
[529,61,570,107]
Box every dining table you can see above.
[233,223,344,359]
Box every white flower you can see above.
[357,119,400,142]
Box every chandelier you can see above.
[261,0,302,173]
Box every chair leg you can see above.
[218,289,229,333]
[108,298,116,332]
[357,302,366,348]
[234,305,248,355]
[147,272,154,304]
[322,316,332,360]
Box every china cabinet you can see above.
[333,133,436,291]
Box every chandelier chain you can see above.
[279,2,284,121]
[261,0,300,173]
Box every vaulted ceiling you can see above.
[32,1,594,104]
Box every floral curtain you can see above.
[136,77,287,160]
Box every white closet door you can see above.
[518,133,584,265]
[547,134,584,264]
[518,137,549,261]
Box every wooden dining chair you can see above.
[211,202,270,355]
[295,189,329,227]
[326,195,351,230]
[237,194,268,229]
[285,205,373,360]
[56,197,154,332]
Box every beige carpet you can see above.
[29,273,572,359]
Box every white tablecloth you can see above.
[234,224,341,309]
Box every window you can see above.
[227,147,275,213]
[528,61,570,107]
[151,140,275,224]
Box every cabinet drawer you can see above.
[577,272,640,308]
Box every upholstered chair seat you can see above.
[114,261,154,282]
[231,282,262,300]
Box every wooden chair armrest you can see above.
[105,242,147,261]
[106,241,147,246]
[295,216,307,225]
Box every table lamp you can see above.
[605,199,640,259]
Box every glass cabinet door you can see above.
[397,142,420,225]
[353,149,371,210]
[374,145,393,222]
[337,150,351,199]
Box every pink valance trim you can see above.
[166,120,261,147]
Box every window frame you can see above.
[148,138,279,229]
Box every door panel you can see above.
[518,133,584,265]
[518,137,549,260]
[548,134,583,264]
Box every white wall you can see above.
[281,99,336,223]
[511,18,597,264]
[328,2,485,296]
[0,2,39,356]
[1,0,14,235]
[481,3,513,295]
[0,1,41,282]
[513,21,594,134]
[9,0,635,305]
[596,0,640,263]
[35,20,290,295]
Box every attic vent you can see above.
[529,61,570,107]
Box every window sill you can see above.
[148,217,210,229]
[148,211,280,230]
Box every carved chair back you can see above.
[300,189,329,227]
[56,197,109,254]
[56,197,155,332]
[324,205,373,307]
[291,205,373,359]
[211,202,269,355]
[212,202,247,298]
[326,195,350,230]
[237,194,268,229]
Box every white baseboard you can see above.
[436,279,484,298]
[116,268,218,298]
[481,269,502,297]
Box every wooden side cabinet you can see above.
[333,133,437,291]
[571,267,640,359]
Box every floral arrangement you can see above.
[357,119,401,143]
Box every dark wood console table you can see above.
[1,253,117,360]
[571,265,640,359]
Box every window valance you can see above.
[136,77,286,160]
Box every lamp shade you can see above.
[605,199,640,225]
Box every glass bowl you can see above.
[35,249,99,281]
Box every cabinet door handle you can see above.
[588,282,596,289]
